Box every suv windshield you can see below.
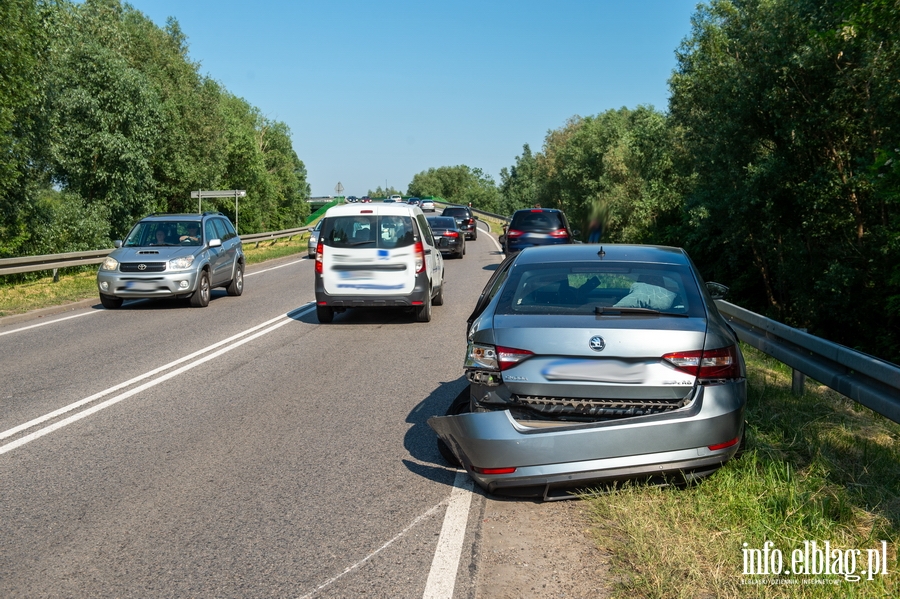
[495,262,705,317]
[123,221,203,247]
[322,215,416,249]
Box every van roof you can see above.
[324,203,423,218]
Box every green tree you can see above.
[669,0,900,360]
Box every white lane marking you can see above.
[0,310,99,338]
[422,471,475,599]
[245,258,305,275]
[297,502,447,599]
[0,305,314,453]
[0,258,304,338]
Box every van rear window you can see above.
[322,215,416,249]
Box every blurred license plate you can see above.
[125,281,156,290]
[338,271,372,280]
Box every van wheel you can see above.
[433,280,444,306]
[99,294,123,309]
[415,291,432,322]
[316,305,334,323]
[190,271,211,307]
[437,386,472,467]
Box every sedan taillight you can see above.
[444,231,459,238]
[663,346,741,381]
[496,346,535,371]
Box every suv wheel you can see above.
[226,263,244,296]
[190,271,211,307]
[415,290,432,322]
[99,294,123,309]
[316,305,334,323]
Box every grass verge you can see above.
[0,233,311,318]
[583,344,899,598]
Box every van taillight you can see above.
[315,241,323,274]
[663,346,741,381]
[414,241,425,273]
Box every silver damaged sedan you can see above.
[428,244,747,500]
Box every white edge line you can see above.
[246,258,306,276]
[0,310,98,337]
[422,470,475,599]
[297,502,447,599]
[0,304,314,443]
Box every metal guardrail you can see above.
[716,300,900,423]
[0,226,312,276]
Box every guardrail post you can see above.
[52,268,59,283]
[791,328,807,396]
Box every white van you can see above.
[313,203,445,322]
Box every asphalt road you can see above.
[0,223,504,598]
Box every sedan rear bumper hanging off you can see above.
[428,383,745,497]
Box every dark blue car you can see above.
[503,208,577,255]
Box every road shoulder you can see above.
[474,494,612,598]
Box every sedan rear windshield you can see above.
[509,211,564,231]
[321,215,416,249]
[494,261,706,317]
[427,217,457,230]
[441,208,469,217]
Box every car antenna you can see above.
[598,246,605,258]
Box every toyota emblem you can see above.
[589,336,606,352]
[138,264,147,270]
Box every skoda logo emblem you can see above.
[138,264,147,270]
[589,336,606,352]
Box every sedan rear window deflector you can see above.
[594,306,690,318]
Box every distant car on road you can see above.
[389,194,403,203]
[429,243,746,499]
[420,198,436,212]
[307,220,323,258]
[441,205,477,240]
[503,208,577,255]
[426,215,466,259]
[407,197,421,206]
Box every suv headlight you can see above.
[168,255,196,270]
[100,257,119,271]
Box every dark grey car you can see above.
[428,244,746,500]
[97,212,244,309]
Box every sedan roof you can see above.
[513,244,692,266]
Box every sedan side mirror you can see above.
[706,281,729,300]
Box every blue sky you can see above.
[127,0,700,197]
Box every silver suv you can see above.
[97,212,245,308]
